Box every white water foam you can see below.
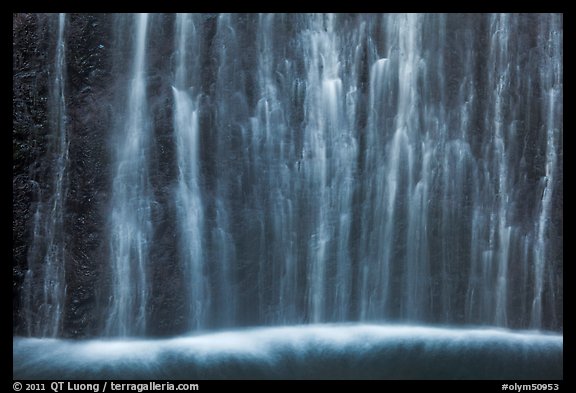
[13,324,562,380]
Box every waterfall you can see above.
[532,14,562,329]
[172,13,209,331]
[15,13,562,338]
[106,13,153,336]
[21,13,69,338]
[300,14,357,323]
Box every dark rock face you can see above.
[13,14,191,337]
[62,14,113,338]
[13,13,115,337]
[13,14,563,338]
[13,13,51,335]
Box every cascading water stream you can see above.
[300,13,357,323]
[106,13,153,337]
[172,13,208,332]
[21,13,69,338]
[531,15,562,329]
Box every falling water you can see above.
[16,13,562,338]
[106,13,152,336]
[300,14,358,323]
[532,14,562,329]
[172,13,208,331]
[21,13,69,338]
